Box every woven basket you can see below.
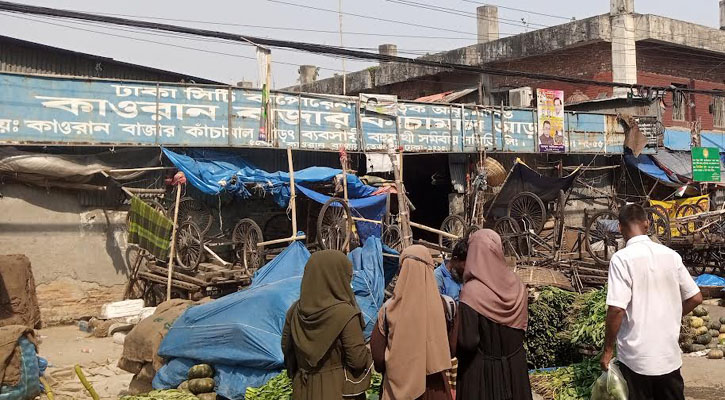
[515,267,574,291]
[484,157,507,187]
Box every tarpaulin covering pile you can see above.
[694,274,725,287]
[153,238,397,399]
[162,148,387,241]
[486,160,579,219]
[0,326,41,400]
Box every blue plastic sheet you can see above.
[0,337,41,400]
[162,148,375,207]
[155,238,396,399]
[694,274,725,287]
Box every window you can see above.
[714,96,725,129]
[672,84,687,121]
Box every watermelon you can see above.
[188,378,215,395]
[693,306,708,317]
[188,364,214,380]
[707,349,724,359]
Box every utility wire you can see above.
[0,1,722,95]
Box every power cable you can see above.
[0,1,722,95]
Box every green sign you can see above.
[692,147,721,182]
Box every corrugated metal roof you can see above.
[415,87,477,103]
[651,150,725,183]
[0,34,222,84]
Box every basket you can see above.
[484,157,507,187]
[515,266,574,291]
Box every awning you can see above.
[623,152,680,187]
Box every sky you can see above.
[0,0,719,88]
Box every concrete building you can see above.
[0,34,222,325]
[291,0,725,136]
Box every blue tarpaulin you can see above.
[162,148,375,207]
[623,152,680,187]
[154,238,398,399]
[694,274,725,287]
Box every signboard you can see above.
[692,147,721,182]
[0,72,633,154]
[536,88,565,153]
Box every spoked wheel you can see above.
[382,224,403,252]
[232,218,264,273]
[646,208,671,246]
[177,197,214,236]
[495,217,522,257]
[507,192,546,234]
[675,204,701,235]
[683,250,707,276]
[585,211,624,266]
[696,197,710,213]
[141,282,186,307]
[317,197,354,251]
[439,215,465,249]
[124,245,149,300]
[175,220,204,273]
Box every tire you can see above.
[317,197,353,251]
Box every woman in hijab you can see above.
[456,229,532,400]
[282,250,372,400]
[370,245,457,400]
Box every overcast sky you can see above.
[0,0,719,88]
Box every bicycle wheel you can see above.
[317,197,353,251]
[508,192,546,234]
[585,210,624,266]
[438,215,465,249]
[177,197,213,236]
[232,218,264,273]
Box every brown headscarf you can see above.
[289,250,363,367]
[377,245,451,400]
[459,229,528,330]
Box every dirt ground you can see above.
[37,325,133,400]
[35,304,725,400]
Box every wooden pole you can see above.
[288,147,298,236]
[166,184,182,301]
[388,146,412,247]
[340,148,350,252]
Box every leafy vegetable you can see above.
[530,357,601,400]
[245,370,384,400]
[568,288,607,350]
[525,287,576,369]
[119,390,199,400]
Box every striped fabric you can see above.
[447,357,458,390]
[127,196,173,260]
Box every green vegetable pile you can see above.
[119,390,199,400]
[568,288,607,350]
[529,357,601,400]
[525,287,576,369]
[245,370,383,400]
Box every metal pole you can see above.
[166,184,182,301]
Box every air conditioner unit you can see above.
[509,87,533,108]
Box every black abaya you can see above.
[455,303,533,400]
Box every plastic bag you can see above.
[591,359,628,400]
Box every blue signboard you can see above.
[0,72,631,154]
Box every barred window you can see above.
[714,96,725,129]
[672,89,686,121]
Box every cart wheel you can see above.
[382,224,403,252]
[464,225,481,238]
[507,192,546,234]
[675,204,701,235]
[142,282,185,307]
[585,210,624,266]
[438,215,465,249]
[175,220,204,273]
[646,207,671,246]
[124,245,149,300]
[232,218,264,273]
[177,197,213,236]
[494,217,521,257]
[696,197,710,213]
[317,197,353,251]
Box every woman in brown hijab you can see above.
[282,250,372,400]
[370,245,457,400]
[455,229,532,400]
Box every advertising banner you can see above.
[537,89,565,153]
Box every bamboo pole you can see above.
[388,146,412,247]
[409,221,460,239]
[166,184,182,301]
[288,147,297,236]
[107,166,175,173]
[340,148,351,252]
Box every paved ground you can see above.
[683,303,725,400]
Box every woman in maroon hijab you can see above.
[455,229,532,400]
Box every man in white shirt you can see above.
[601,204,703,400]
